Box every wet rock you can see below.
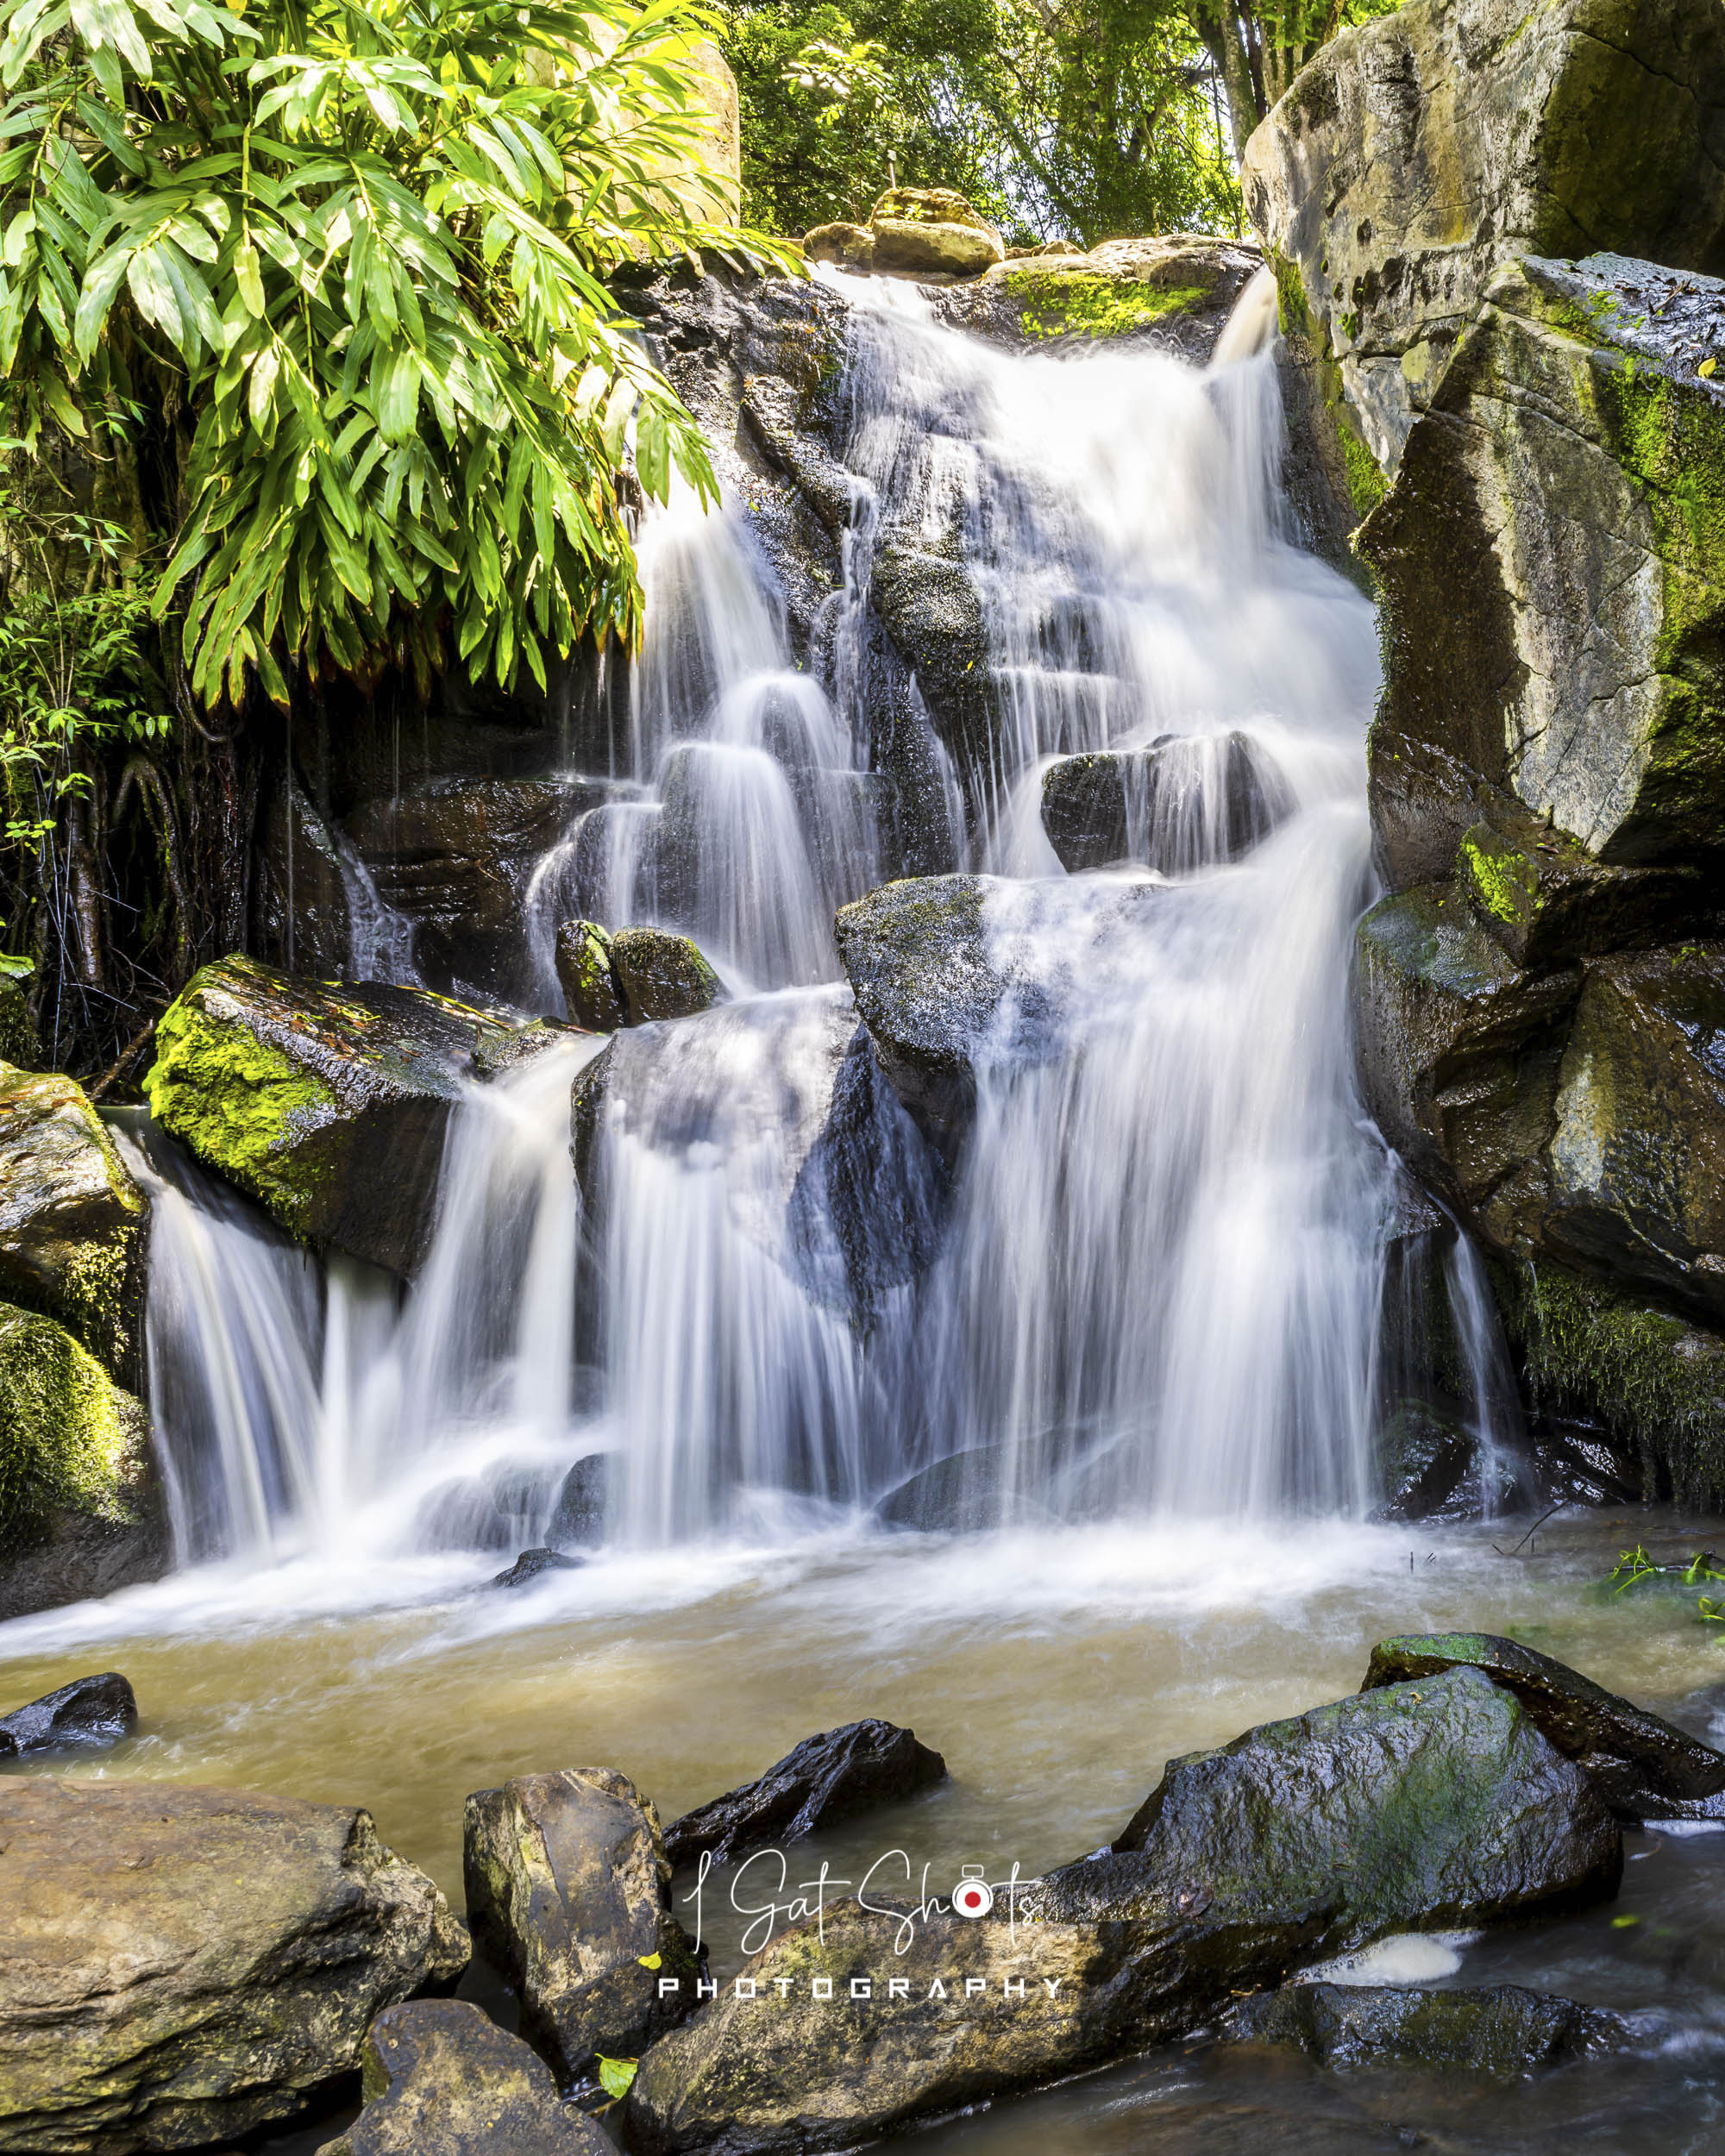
[1358,255,1725,891]
[0,1778,468,2153]
[1221,1980,1629,2074]
[1040,733,1294,874]
[1371,1401,1477,1523]
[0,1303,165,1624]
[316,1999,610,2156]
[938,237,1263,362]
[463,1766,702,2083]
[0,962,34,1068]
[0,1672,136,1759]
[146,956,526,1276]
[875,1445,1011,1531]
[256,766,358,980]
[609,926,722,1025]
[1242,0,1725,484]
[547,1453,613,1550]
[0,1063,148,1381]
[555,919,624,1031]
[488,1547,585,1589]
[412,1477,516,1554]
[1362,1632,1725,1823]
[662,1720,947,1869]
[868,187,1003,279]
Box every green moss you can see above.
[1457,825,1538,928]
[1272,252,1310,340]
[146,976,338,1235]
[1341,425,1389,519]
[0,1302,142,1557]
[1004,270,1211,342]
[1495,1257,1725,1507]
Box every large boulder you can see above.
[662,1720,947,1870]
[0,1673,137,1760]
[0,1064,148,1381]
[1363,1632,1725,1821]
[0,1304,164,1624]
[462,1767,702,2084]
[0,1778,467,2154]
[555,919,624,1031]
[628,1670,1619,2153]
[315,2000,610,2156]
[146,956,530,1276]
[1221,1980,1628,2074]
[866,187,1003,279]
[608,926,723,1025]
[1242,0,1725,481]
[937,236,1264,362]
[1039,733,1294,874]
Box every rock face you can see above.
[938,236,1264,361]
[0,1673,137,1759]
[0,1064,148,1381]
[0,1778,467,2154]
[0,1303,164,1623]
[462,1767,702,2084]
[1242,0,1725,479]
[1363,1632,1725,1821]
[146,956,535,1276]
[316,2000,610,2156]
[629,1670,1619,2154]
[1222,1980,1628,2074]
[662,1721,947,1869]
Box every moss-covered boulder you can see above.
[608,925,722,1025]
[1241,0,1725,483]
[0,1302,164,1622]
[463,1766,700,2084]
[0,1065,147,1381]
[938,236,1264,361]
[0,1779,468,2153]
[316,1999,610,2156]
[145,956,524,1276]
[1222,1981,1628,2074]
[1362,1632,1725,1822]
[554,918,624,1031]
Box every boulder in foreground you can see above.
[1222,1979,1629,2074]
[0,1672,136,1759]
[463,1766,700,2084]
[1364,1632,1725,1821]
[662,1720,947,1869]
[0,1778,468,2155]
[316,1999,610,2156]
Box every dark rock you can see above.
[316,1999,610,2156]
[463,1766,701,2083]
[412,1478,515,1554]
[547,1454,612,1550]
[662,1720,947,1869]
[1362,1632,1725,1823]
[0,1672,136,1759]
[609,926,722,1025]
[866,543,995,801]
[488,1547,586,1589]
[1040,732,1294,874]
[0,962,35,1068]
[1221,1980,1629,2075]
[256,766,359,981]
[0,1063,149,1381]
[0,1779,468,2153]
[146,956,530,1276]
[874,1446,1010,1532]
[1372,1402,1476,1523]
[555,919,624,1031]
[1527,1419,1642,1507]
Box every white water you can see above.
[113,267,1517,1590]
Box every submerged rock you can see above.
[609,926,723,1025]
[555,918,625,1031]
[316,1999,610,2156]
[0,1303,165,1623]
[0,1778,468,2153]
[662,1720,947,1869]
[1363,1633,1725,1823]
[0,1063,148,1382]
[463,1766,701,2083]
[874,1445,1012,1532]
[1040,732,1294,874]
[547,1453,612,1549]
[488,1547,585,1589]
[146,956,529,1276]
[1221,1980,1629,2075]
[0,1672,137,1759]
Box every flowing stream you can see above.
[9,270,1715,2153]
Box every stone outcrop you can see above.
[316,2000,611,2156]
[462,1766,702,2084]
[1222,1980,1628,2074]
[1242,0,1725,481]
[0,1063,148,1382]
[1363,1631,1725,1821]
[938,236,1264,361]
[662,1720,947,1869]
[0,1673,137,1759]
[0,1778,467,2153]
[806,187,1004,280]
[0,1304,164,1623]
[146,956,546,1276]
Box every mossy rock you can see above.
[607,926,721,1025]
[938,236,1262,362]
[554,918,624,1031]
[0,1063,148,1382]
[1223,1981,1627,2075]
[0,966,35,1069]
[145,956,527,1276]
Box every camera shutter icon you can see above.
[952,1865,993,1919]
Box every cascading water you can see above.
[123,262,1518,1580]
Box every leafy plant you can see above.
[1606,1544,1725,1626]
[595,2054,639,2101]
[0,0,794,713]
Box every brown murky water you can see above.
[6,1511,1725,2153]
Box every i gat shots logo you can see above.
[951,1865,993,1919]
